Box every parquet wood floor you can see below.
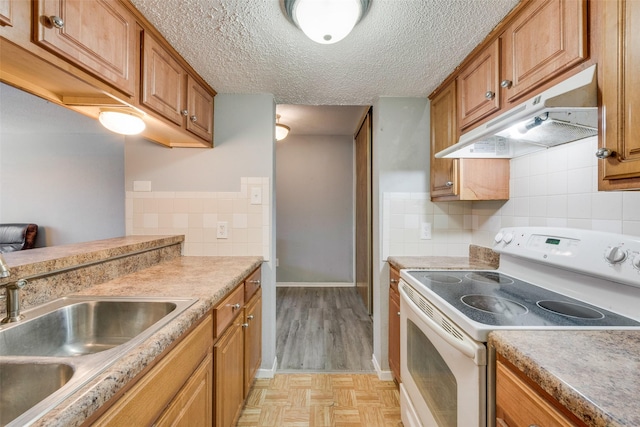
[237,373,403,427]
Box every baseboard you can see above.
[372,354,394,381]
[256,356,277,378]
[276,282,355,287]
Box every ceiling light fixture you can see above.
[275,114,290,141]
[284,0,371,44]
[98,108,146,135]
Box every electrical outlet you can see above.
[216,221,228,239]
[420,222,432,240]
[250,187,262,205]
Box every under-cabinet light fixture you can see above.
[98,108,146,135]
[275,114,290,141]
[284,0,371,44]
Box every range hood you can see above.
[435,64,598,159]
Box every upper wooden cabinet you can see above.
[141,31,214,144]
[501,0,588,106]
[430,80,510,201]
[0,0,13,26]
[598,0,640,190]
[458,39,501,129]
[35,0,137,96]
[0,0,215,148]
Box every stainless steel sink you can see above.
[0,362,74,426]
[0,296,198,427]
[0,300,178,357]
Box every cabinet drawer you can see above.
[213,284,244,338]
[244,267,261,301]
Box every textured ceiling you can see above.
[128,0,519,106]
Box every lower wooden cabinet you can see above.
[155,353,213,427]
[214,312,245,427]
[388,267,401,382]
[244,287,263,397]
[91,313,213,426]
[496,358,582,427]
[214,267,263,427]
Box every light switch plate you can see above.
[250,187,262,205]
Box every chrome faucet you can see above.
[0,254,28,323]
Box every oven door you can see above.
[400,281,487,427]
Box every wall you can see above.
[125,93,279,374]
[371,97,430,377]
[275,134,354,284]
[0,83,125,247]
[471,136,640,245]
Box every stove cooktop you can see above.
[403,270,640,330]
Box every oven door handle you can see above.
[400,285,479,361]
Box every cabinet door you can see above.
[496,360,578,427]
[430,81,458,199]
[155,353,213,427]
[243,289,262,397]
[0,0,12,26]
[599,0,640,190]
[501,0,587,104]
[142,31,186,126]
[214,319,245,427]
[35,0,136,96]
[186,74,214,142]
[458,39,501,129]
[388,268,400,382]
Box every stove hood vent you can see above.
[435,65,598,159]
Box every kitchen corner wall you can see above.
[382,192,472,258]
[125,177,270,258]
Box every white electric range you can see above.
[397,227,640,427]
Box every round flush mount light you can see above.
[284,0,371,44]
[98,108,146,135]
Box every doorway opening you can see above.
[274,105,373,371]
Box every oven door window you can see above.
[407,319,457,427]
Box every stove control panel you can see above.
[493,227,640,288]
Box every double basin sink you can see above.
[0,296,198,426]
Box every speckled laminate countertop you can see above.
[11,254,262,427]
[490,330,640,427]
[387,244,500,270]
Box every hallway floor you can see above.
[237,287,402,426]
[275,287,374,371]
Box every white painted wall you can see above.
[371,97,430,377]
[124,93,278,374]
[0,83,125,247]
[275,134,354,284]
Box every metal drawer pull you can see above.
[485,91,495,100]
[232,303,240,310]
[247,315,254,320]
[500,79,512,88]
[242,323,249,328]
[249,279,261,285]
[446,181,453,187]
[190,115,197,123]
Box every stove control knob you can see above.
[503,233,514,244]
[632,254,640,270]
[494,232,504,244]
[605,246,627,264]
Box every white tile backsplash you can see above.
[127,177,270,259]
[384,136,640,258]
